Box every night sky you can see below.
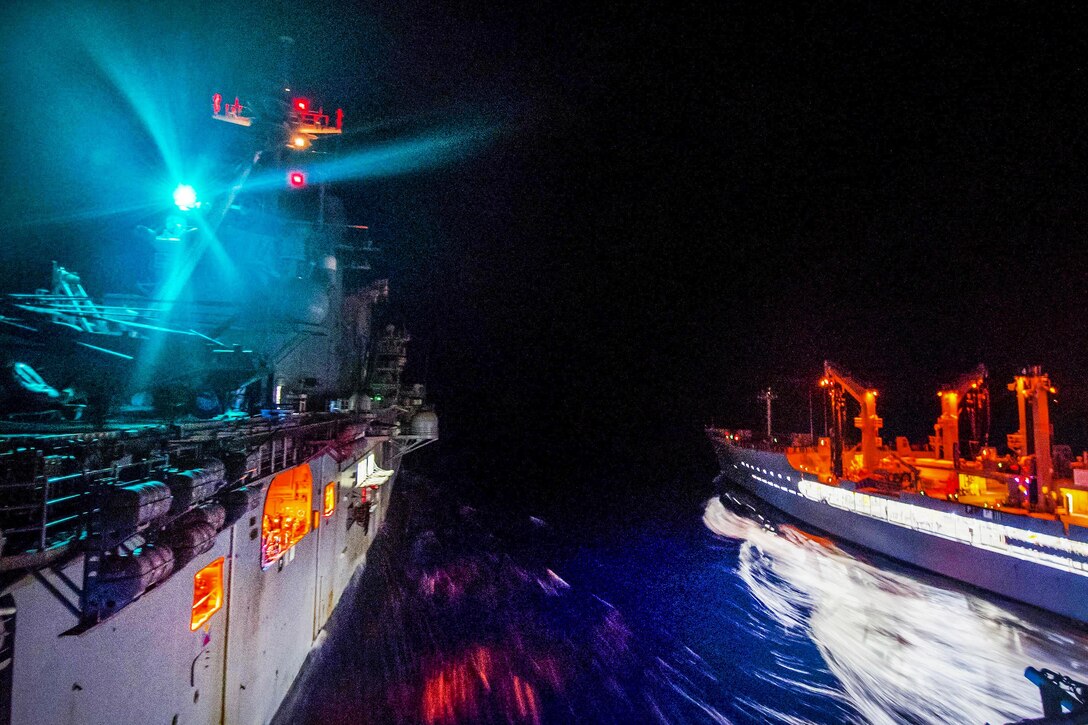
[4,2,1088,533]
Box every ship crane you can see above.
[934,364,989,463]
[820,361,883,477]
[1008,366,1057,505]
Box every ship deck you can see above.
[710,430,1088,532]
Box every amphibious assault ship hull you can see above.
[2,414,409,724]
[711,438,1088,624]
[0,33,446,722]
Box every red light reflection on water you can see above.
[421,645,545,724]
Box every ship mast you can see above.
[1008,367,1056,510]
[933,364,988,463]
[757,387,776,439]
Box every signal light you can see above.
[293,98,309,111]
[288,171,306,188]
[173,184,198,211]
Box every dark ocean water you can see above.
[275,472,1088,725]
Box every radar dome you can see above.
[410,410,439,439]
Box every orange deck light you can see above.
[191,557,225,630]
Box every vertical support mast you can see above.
[1034,377,1054,495]
[1008,367,1056,506]
[808,388,814,440]
[935,364,988,464]
[1009,375,1028,457]
[757,387,776,440]
[937,392,960,462]
[821,361,883,474]
[825,381,846,478]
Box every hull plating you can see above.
[7,439,395,725]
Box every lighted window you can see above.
[1062,487,1088,515]
[261,464,313,568]
[191,557,225,631]
[323,482,336,517]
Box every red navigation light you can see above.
[212,92,222,115]
[288,171,306,188]
[335,108,343,130]
[293,97,309,112]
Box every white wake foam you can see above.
[703,496,1088,724]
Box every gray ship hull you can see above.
[715,443,1088,625]
[6,432,400,725]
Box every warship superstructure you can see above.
[709,362,1088,624]
[0,47,437,724]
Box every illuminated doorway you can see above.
[261,464,313,568]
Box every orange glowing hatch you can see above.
[323,481,336,517]
[261,464,313,568]
[191,557,225,630]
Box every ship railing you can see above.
[255,435,300,479]
[706,428,793,452]
[786,444,821,454]
[295,108,330,127]
[168,414,374,481]
[169,412,364,443]
[0,453,169,566]
[721,439,792,452]
[0,411,378,566]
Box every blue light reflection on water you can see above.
[558,489,1088,725]
[561,511,855,724]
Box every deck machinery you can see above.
[800,361,1078,519]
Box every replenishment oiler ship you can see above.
[0,43,436,723]
[708,361,1088,625]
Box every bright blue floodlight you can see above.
[172,184,199,211]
